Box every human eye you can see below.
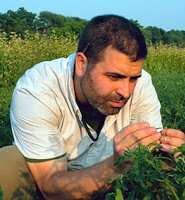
[107,73,123,81]
[130,76,141,82]
[130,77,138,81]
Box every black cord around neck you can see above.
[76,100,105,142]
[82,117,102,142]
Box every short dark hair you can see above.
[77,14,147,64]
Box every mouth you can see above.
[109,100,126,108]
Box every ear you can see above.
[75,52,88,77]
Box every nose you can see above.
[116,80,130,99]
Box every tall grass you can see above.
[145,44,185,74]
[143,44,185,131]
[0,34,185,146]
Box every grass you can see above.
[144,44,185,131]
[152,73,185,131]
[145,44,185,74]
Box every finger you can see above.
[160,144,177,152]
[130,133,161,149]
[115,128,160,154]
[160,136,185,147]
[162,128,185,139]
[123,122,150,137]
[114,122,150,143]
[130,126,160,141]
[125,127,160,146]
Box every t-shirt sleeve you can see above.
[10,87,66,160]
[130,70,163,130]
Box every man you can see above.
[1,14,184,199]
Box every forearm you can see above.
[42,156,117,200]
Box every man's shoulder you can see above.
[135,69,152,89]
[140,69,152,81]
[23,57,68,80]
[15,53,76,90]
[132,69,153,99]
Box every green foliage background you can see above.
[0,33,185,147]
[1,8,185,46]
[145,45,185,131]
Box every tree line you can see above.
[0,7,185,47]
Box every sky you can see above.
[0,0,185,31]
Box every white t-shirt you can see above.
[10,53,162,170]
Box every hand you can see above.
[160,128,185,152]
[113,122,161,159]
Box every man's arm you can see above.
[28,155,118,200]
[27,122,161,200]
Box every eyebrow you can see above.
[105,72,142,79]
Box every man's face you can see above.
[76,46,144,115]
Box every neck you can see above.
[77,100,106,132]
[73,71,105,131]
[77,100,105,119]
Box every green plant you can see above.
[106,144,185,200]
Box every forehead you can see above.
[93,46,144,76]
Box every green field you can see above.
[0,33,185,147]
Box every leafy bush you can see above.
[106,144,185,200]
